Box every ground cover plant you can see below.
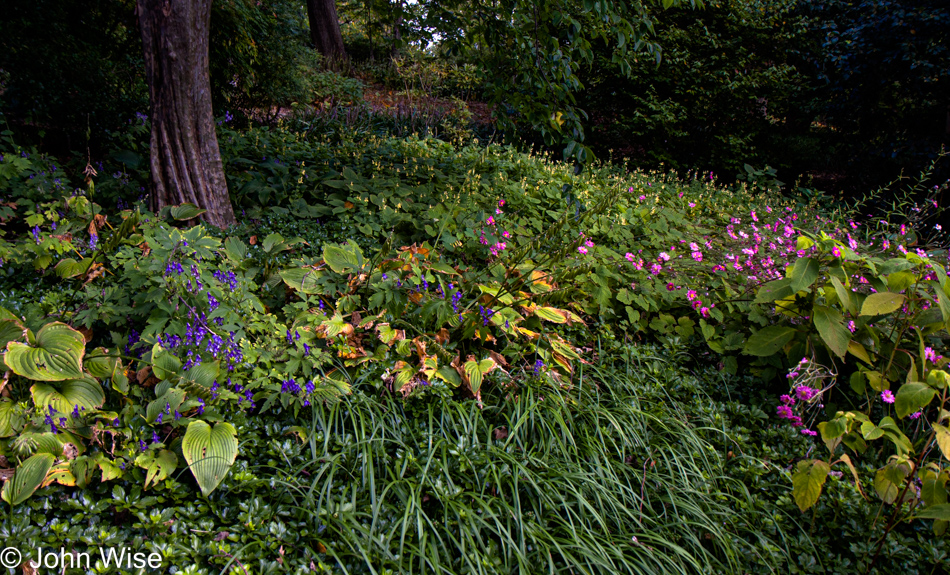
[1,107,950,574]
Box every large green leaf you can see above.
[322,240,364,274]
[135,449,178,489]
[860,292,906,316]
[464,359,484,395]
[86,348,128,394]
[146,387,186,424]
[0,318,26,350]
[168,203,206,221]
[742,326,796,356]
[0,399,15,437]
[31,377,105,413]
[223,236,248,262]
[895,382,936,418]
[874,461,911,504]
[280,268,324,294]
[789,257,820,292]
[53,257,94,279]
[912,504,950,521]
[830,276,855,316]
[813,305,851,358]
[4,322,86,381]
[792,459,830,512]
[1,453,55,506]
[754,278,794,303]
[932,424,950,460]
[183,421,239,496]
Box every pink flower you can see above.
[687,289,698,301]
[658,252,670,262]
[649,263,662,275]
[751,211,758,222]
[881,390,895,404]
[925,347,937,363]
[688,202,696,208]
[502,230,511,238]
[910,411,922,420]
[486,216,495,226]
[832,246,842,258]
[585,240,594,248]
[625,252,636,262]
[847,321,856,333]
[496,208,503,215]
[795,385,818,401]
[577,246,588,255]
[700,307,710,318]
[498,199,506,207]
[800,429,817,436]
[638,195,646,201]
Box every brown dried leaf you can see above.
[412,338,427,358]
[488,350,509,368]
[435,329,450,346]
[77,327,93,343]
[493,427,508,440]
[136,366,152,386]
[89,214,108,236]
[62,443,79,460]
[82,263,106,286]
[249,235,258,245]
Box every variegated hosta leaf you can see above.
[183,421,238,496]
[4,322,86,381]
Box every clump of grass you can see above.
[255,352,788,574]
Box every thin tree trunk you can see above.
[306,0,346,61]
[137,0,236,229]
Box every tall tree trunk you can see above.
[137,0,236,229]
[306,0,346,61]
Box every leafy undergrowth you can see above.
[1,120,950,574]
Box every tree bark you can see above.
[306,0,346,61]
[137,0,236,228]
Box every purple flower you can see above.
[89,233,98,251]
